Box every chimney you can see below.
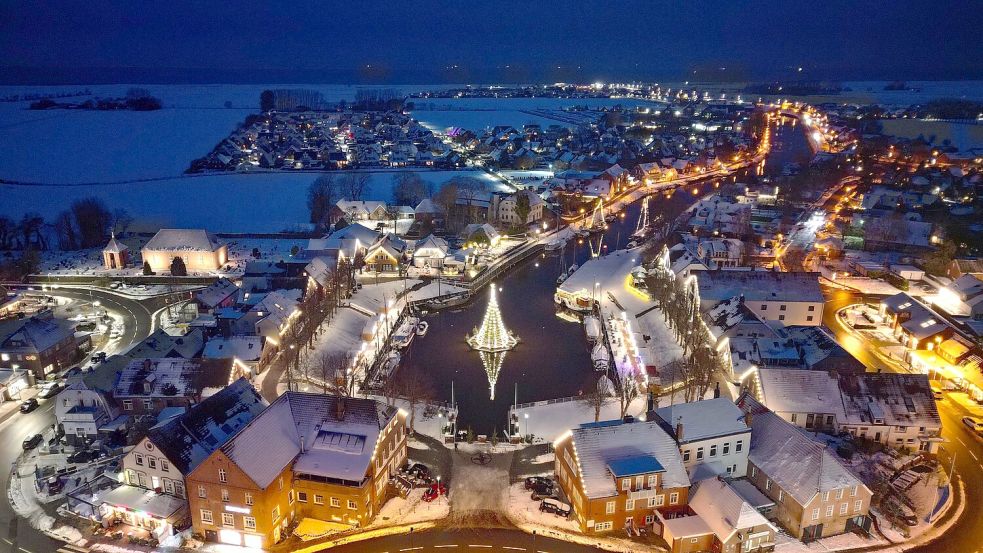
[645,390,657,422]
[675,418,684,442]
[744,411,753,427]
[299,435,305,454]
[335,396,346,421]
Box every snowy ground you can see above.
[1,170,499,233]
[510,395,653,443]
[365,486,450,530]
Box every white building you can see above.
[695,271,824,327]
[654,398,751,479]
[141,229,228,273]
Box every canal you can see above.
[401,117,813,434]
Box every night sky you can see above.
[2,0,981,84]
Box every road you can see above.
[310,528,606,553]
[0,286,182,553]
[821,287,983,553]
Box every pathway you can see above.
[446,448,515,529]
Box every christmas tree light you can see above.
[467,285,518,400]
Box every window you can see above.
[836,488,844,500]
[161,460,169,472]
[826,505,834,517]
[298,492,308,503]
[278,477,283,491]
[735,440,743,452]
[330,497,341,508]
[840,503,848,515]
[143,399,152,410]
[164,480,174,494]
[723,442,730,455]
[683,450,691,462]
[807,316,814,322]
[272,505,280,523]
[625,499,635,511]
[808,305,815,311]
[644,515,655,524]
[854,500,863,513]
[709,444,717,457]
[245,493,253,506]
[647,474,657,488]
[780,304,787,311]
[148,458,157,470]
[314,495,324,505]
[778,490,784,502]
[198,485,206,499]
[812,508,820,521]
[621,478,630,491]
[605,501,616,514]
[218,469,227,483]
[696,447,704,460]
[635,475,644,489]
[750,466,756,478]
[822,491,830,502]
[760,304,767,310]
[851,486,858,497]
[221,489,230,503]
[200,509,213,524]
[244,516,256,531]
[123,400,133,411]
[778,314,785,321]
[288,490,295,505]
[669,492,679,505]
[647,497,658,508]
[594,521,613,531]
[656,495,665,507]
[765,479,771,490]
[347,499,356,510]
[135,454,144,466]
[791,413,798,423]
[222,513,234,527]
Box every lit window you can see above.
[347,500,357,510]
[221,489,229,503]
[330,497,341,507]
[198,485,206,499]
[314,495,324,505]
[200,509,213,524]
[669,492,679,505]
[222,513,234,527]
[244,516,256,531]
[605,501,615,514]
[245,493,253,505]
[218,469,227,483]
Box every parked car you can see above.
[422,482,447,502]
[68,449,99,464]
[408,463,433,483]
[92,351,107,363]
[37,381,63,399]
[962,417,983,433]
[19,398,39,413]
[539,497,572,518]
[22,434,43,450]
[47,477,64,495]
[525,476,554,495]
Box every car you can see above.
[22,434,43,450]
[37,382,63,398]
[524,476,555,495]
[108,281,121,289]
[422,482,447,502]
[962,417,983,433]
[19,398,39,413]
[407,463,433,483]
[539,497,572,518]
[68,450,99,464]
[92,351,107,362]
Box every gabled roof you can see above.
[203,336,263,362]
[414,234,448,256]
[689,477,774,542]
[414,198,441,214]
[696,271,824,304]
[143,229,224,253]
[0,316,75,353]
[193,278,239,309]
[146,378,267,475]
[747,411,865,505]
[125,328,205,359]
[104,234,129,253]
[366,234,406,260]
[756,368,845,417]
[218,392,399,489]
[569,419,689,499]
[653,398,750,445]
[304,256,337,287]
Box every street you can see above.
[0,285,181,553]
[310,528,607,553]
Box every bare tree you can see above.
[389,373,435,434]
[579,375,614,422]
[615,367,641,418]
[340,173,371,200]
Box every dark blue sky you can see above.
[2,0,981,84]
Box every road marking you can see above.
[970,450,979,462]
[468,546,492,549]
[1,538,11,545]
[20,548,35,553]
[502,548,526,551]
[435,546,459,549]
[400,548,423,552]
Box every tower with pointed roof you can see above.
[103,232,130,270]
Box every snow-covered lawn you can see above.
[366,486,450,529]
[1,170,498,233]
[511,394,651,443]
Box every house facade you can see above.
[141,229,228,273]
[0,315,81,379]
[554,419,691,534]
[186,393,407,548]
[654,398,751,479]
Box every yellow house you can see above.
[142,229,228,273]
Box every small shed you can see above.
[102,233,130,270]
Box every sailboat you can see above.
[581,200,606,234]
[633,196,651,239]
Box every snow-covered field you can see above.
[0,170,499,233]
[413,110,569,133]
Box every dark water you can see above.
[402,119,813,433]
[762,117,815,175]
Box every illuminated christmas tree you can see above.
[467,285,518,400]
[466,285,518,353]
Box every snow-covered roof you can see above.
[0,316,75,353]
[689,477,774,542]
[143,229,224,253]
[329,223,380,245]
[126,328,205,359]
[413,234,449,257]
[570,419,689,499]
[114,358,201,399]
[304,256,337,287]
[837,373,941,429]
[696,271,824,303]
[203,336,263,362]
[756,369,845,418]
[146,378,267,475]
[98,484,186,520]
[218,392,398,489]
[104,234,129,253]
[193,278,239,309]
[654,398,750,445]
[748,411,865,505]
[414,198,440,214]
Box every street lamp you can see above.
[524,412,529,437]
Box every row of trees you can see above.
[645,250,728,403]
[306,172,491,232]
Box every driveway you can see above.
[447,447,514,528]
